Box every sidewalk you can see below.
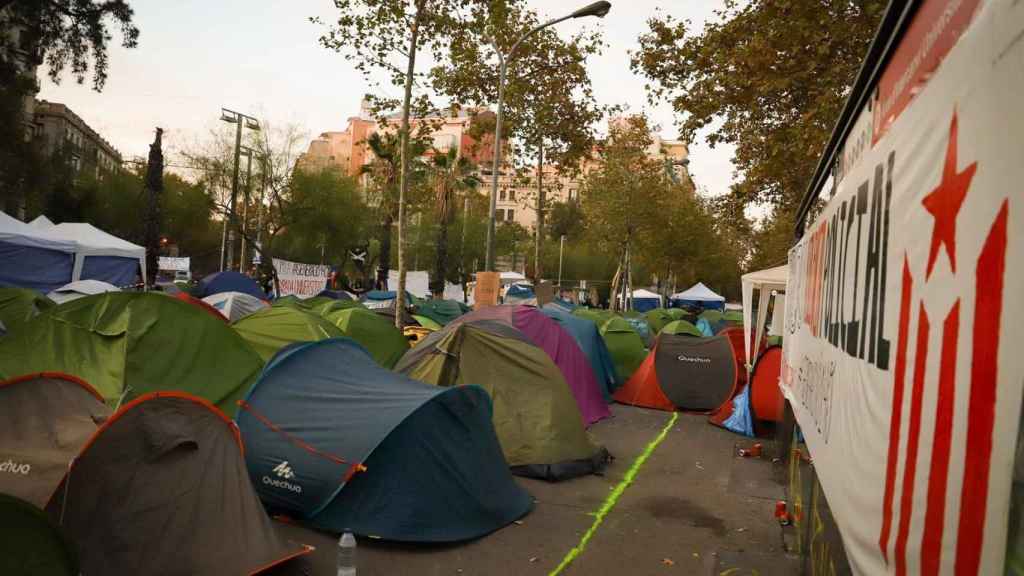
[269,404,798,575]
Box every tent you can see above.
[412,314,443,331]
[397,322,609,480]
[0,292,264,416]
[613,331,742,413]
[0,493,78,576]
[662,319,703,337]
[706,327,754,436]
[202,291,268,322]
[309,298,364,317]
[197,270,266,300]
[503,283,535,305]
[414,298,470,326]
[360,290,415,310]
[0,212,76,292]
[741,264,788,372]
[452,305,610,425]
[46,279,120,305]
[47,393,311,575]
[28,214,54,228]
[600,317,648,384]
[323,307,409,368]
[573,307,615,326]
[0,373,110,507]
[644,308,675,334]
[542,304,619,399]
[749,346,784,422]
[625,316,654,347]
[670,282,726,310]
[0,287,54,333]
[238,338,532,541]
[42,223,146,288]
[629,288,663,312]
[315,289,355,300]
[232,306,344,362]
[174,292,229,323]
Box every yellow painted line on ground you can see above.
[549,411,680,576]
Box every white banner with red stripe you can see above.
[782,0,1024,573]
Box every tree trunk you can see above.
[432,215,448,299]
[533,142,544,284]
[142,128,164,288]
[394,6,423,329]
[376,214,393,290]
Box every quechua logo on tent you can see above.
[263,460,302,493]
[677,355,712,364]
[0,459,31,475]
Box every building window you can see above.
[496,209,505,221]
[499,190,506,201]
[508,189,516,201]
[568,189,577,202]
[506,209,514,222]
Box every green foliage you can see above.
[273,169,370,267]
[547,200,583,242]
[633,0,885,211]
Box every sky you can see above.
[37,0,737,196]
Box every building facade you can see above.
[33,100,123,178]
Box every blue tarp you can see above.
[542,304,620,399]
[236,338,532,542]
[197,271,265,300]
[632,298,661,313]
[80,256,138,287]
[0,242,74,293]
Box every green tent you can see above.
[724,309,744,324]
[325,307,409,368]
[0,292,263,415]
[397,321,607,480]
[0,288,54,334]
[412,314,444,331]
[664,308,686,320]
[662,319,703,337]
[309,298,363,317]
[644,308,675,334]
[414,299,470,326]
[573,307,614,326]
[0,493,78,576]
[600,317,648,383]
[231,306,344,362]
[699,309,725,324]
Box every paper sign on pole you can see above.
[272,258,331,298]
[473,272,500,309]
[158,256,190,272]
[782,1,1023,573]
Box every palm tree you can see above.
[360,132,402,290]
[430,147,479,299]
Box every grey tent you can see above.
[0,493,78,576]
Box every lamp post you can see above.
[219,108,260,272]
[238,146,254,272]
[484,1,611,271]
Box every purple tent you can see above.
[454,305,610,425]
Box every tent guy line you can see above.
[548,411,679,576]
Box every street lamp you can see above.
[483,1,611,271]
[219,108,260,272]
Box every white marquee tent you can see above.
[741,264,788,371]
[670,282,726,309]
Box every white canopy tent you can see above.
[47,279,120,304]
[44,223,146,285]
[741,264,788,371]
[670,282,726,307]
[29,215,54,228]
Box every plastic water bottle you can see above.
[337,531,356,576]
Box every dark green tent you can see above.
[308,298,363,317]
[0,292,263,416]
[397,320,608,480]
[0,287,54,334]
[232,306,344,362]
[662,319,703,337]
[414,299,470,326]
[0,493,78,576]
[324,307,409,368]
[572,308,614,326]
[600,317,648,384]
[644,308,675,334]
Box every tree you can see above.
[142,127,163,287]
[580,116,672,311]
[316,0,491,327]
[431,3,604,282]
[632,0,885,215]
[428,146,479,298]
[0,0,138,216]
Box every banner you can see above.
[157,256,190,272]
[272,258,330,298]
[783,1,1023,573]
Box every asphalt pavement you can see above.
[267,403,799,576]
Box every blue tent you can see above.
[542,304,620,399]
[316,289,354,301]
[504,283,535,304]
[236,338,532,542]
[197,271,265,300]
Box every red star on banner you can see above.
[922,112,978,279]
